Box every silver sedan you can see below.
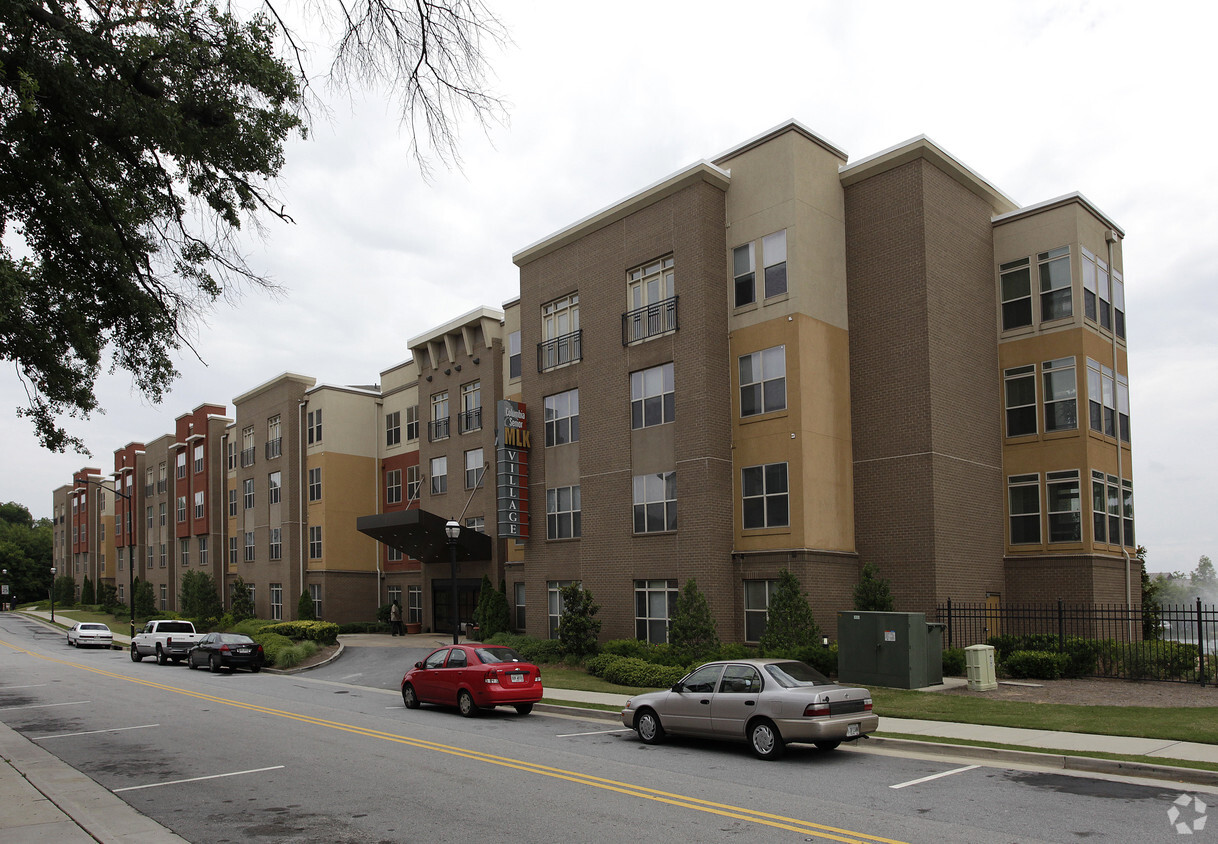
[621,658,878,760]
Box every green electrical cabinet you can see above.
[836,611,945,689]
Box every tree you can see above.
[0,502,52,603]
[53,574,76,606]
[297,589,316,620]
[133,577,156,617]
[80,575,95,605]
[1192,556,1216,590]
[2,1,507,451]
[557,583,601,658]
[179,570,223,624]
[759,569,821,654]
[472,576,510,639]
[230,576,255,621]
[668,579,720,663]
[1138,545,1163,639]
[853,562,895,612]
[96,582,118,613]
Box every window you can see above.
[160,583,167,610]
[1046,470,1081,543]
[1112,268,1126,339]
[540,294,580,370]
[226,441,236,471]
[546,485,581,539]
[408,585,423,624]
[388,585,402,608]
[194,490,205,519]
[180,538,189,566]
[159,502,166,525]
[243,478,254,509]
[1042,357,1077,432]
[146,468,154,496]
[308,467,322,502]
[406,405,419,441]
[742,463,789,529]
[193,444,205,474]
[244,531,255,562]
[459,381,481,433]
[386,411,401,447]
[388,546,402,562]
[1107,475,1121,546]
[1000,257,1032,331]
[544,389,579,446]
[547,580,576,639]
[1038,246,1072,322]
[465,448,484,489]
[744,580,777,642]
[309,526,322,559]
[229,536,237,566]
[635,579,677,644]
[514,583,525,631]
[268,471,281,505]
[1008,474,1040,545]
[1082,247,1111,329]
[1087,359,1117,437]
[270,583,283,621]
[269,527,282,560]
[465,516,485,533]
[1122,480,1134,547]
[158,462,167,491]
[763,230,787,298]
[267,415,282,459]
[430,456,447,494]
[1004,365,1036,437]
[733,242,755,307]
[146,506,153,529]
[241,426,255,467]
[739,346,786,417]
[148,546,154,569]
[310,583,322,619]
[407,465,421,502]
[228,488,237,518]
[386,469,402,505]
[631,363,674,429]
[176,451,186,479]
[430,391,450,441]
[198,536,208,567]
[1117,373,1131,443]
[633,471,677,533]
[508,330,521,379]
[159,542,166,567]
[625,256,676,343]
[307,409,322,445]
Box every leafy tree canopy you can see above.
[853,562,895,612]
[0,501,52,603]
[557,583,601,658]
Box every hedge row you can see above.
[984,633,1202,681]
[261,620,339,645]
[585,654,689,688]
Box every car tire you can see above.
[514,703,534,715]
[67,637,73,647]
[635,709,665,744]
[402,684,420,709]
[130,645,143,662]
[814,741,840,752]
[188,658,197,670]
[457,689,478,718]
[748,718,785,761]
[209,654,221,674]
[156,645,167,665]
[251,663,262,674]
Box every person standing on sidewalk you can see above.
[390,600,402,636]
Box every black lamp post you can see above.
[50,566,57,623]
[445,520,460,645]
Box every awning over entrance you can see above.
[356,508,493,564]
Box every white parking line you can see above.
[35,724,160,741]
[557,729,633,738]
[890,765,980,790]
[114,765,286,793]
[0,700,90,711]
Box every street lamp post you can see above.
[445,520,461,645]
[50,566,57,623]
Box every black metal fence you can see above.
[936,598,1218,685]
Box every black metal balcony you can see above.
[458,407,482,434]
[622,296,678,344]
[240,447,256,468]
[428,417,451,441]
[265,438,282,459]
[537,329,582,372]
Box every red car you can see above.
[401,644,543,716]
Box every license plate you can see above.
[847,723,860,737]
[236,647,250,653]
[510,672,524,683]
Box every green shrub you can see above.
[1002,649,1068,679]
[557,584,601,658]
[668,579,720,664]
[942,647,966,677]
[251,630,318,668]
[518,638,565,664]
[297,590,316,621]
[586,654,688,688]
[602,639,653,660]
[232,618,278,636]
[764,644,837,677]
[262,620,339,645]
[759,569,820,654]
[338,621,390,634]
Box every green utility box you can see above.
[837,611,945,689]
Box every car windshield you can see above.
[475,647,527,664]
[763,661,834,688]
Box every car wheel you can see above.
[187,657,197,670]
[209,654,221,674]
[514,703,534,715]
[156,645,167,665]
[749,718,785,760]
[635,709,665,744]
[251,663,262,674]
[130,645,143,662]
[814,740,840,752]
[67,636,73,646]
[457,689,478,718]
[401,684,420,710]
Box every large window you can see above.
[1082,246,1110,329]
[270,584,283,621]
[269,527,282,560]
[266,415,282,459]
[243,478,254,509]
[733,242,755,307]
[544,388,579,446]
[177,495,186,523]
[739,346,786,417]
[547,580,576,639]
[546,485,581,539]
[308,467,322,502]
[430,391,450,441]
[176,451,187,479]
[625,256,676,343]
[430,456,447,494]
[744,580,777,642]
[540,294,580,370]
[465,448,484,489]
[1091,470,1107,545]
[244,531,255,562]
[1042,357,1077,432]
[406,405,419,441]
[1087,359,1117,437]
[229,536,237,566]
[307,409,322,445]
[633,471,677,534]
[1117,373,1131,443]
[1000,257,1032,330]
[1046,470,1081,543]
[459,381,482,434]
[241,427,255,467]
[198,537,207,567]
[228,488,237,518]
[1008,474,1040,545]
[194,443,205,474]
[1038,246,1072,322]
[631,363,674,429]
[1004,365,1036,437]
[180,539,189,566]
[386,469,402,505]
[742,463,789,529]
[407,465,421,502]
[762,230,787,298]
[309,526,322,559]
[635,579,677,644]
[1112,268,1126,340]
[194,490,205,519]
[310,584,322,619]
[268,471,281,505]
[386,411,401,446]
[508,331,521,379]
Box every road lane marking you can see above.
[890,765,980,789]
[2,638,909,844]
[0,700,90,711]
[114,765,286,792]
[35,724,160,741]
[557,728,633,737]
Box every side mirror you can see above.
[671,683,683,693]
[414,661,423,669]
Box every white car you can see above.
[67,622,114,649]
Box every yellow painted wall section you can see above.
[309,451,378,572]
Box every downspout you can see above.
[1108,230,1133,633]
[375,401,382,611]
[299,400,307,616]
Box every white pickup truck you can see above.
[130,619,204,665]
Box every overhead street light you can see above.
[445,520,461,645]
[50,566,57,623]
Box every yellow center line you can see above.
[3,639,909,844]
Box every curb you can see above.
[263,642,346,675]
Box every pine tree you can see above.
[558,584,602,658]
[133,578,156,618]
[297,590,316,621]
[668,578,720,663]
[853,562,895,611]
[759,569,820,654]
[80,575,95,605]
[229,577,255,621]
[472,576,511,639]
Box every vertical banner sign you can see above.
[497,400,530,539]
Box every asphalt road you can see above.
[1,613,1213,843]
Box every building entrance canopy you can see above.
[356,509,492,564]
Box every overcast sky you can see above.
[3,1,1214,575]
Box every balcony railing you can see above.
[537,329,582,372]
[428,417,451,442]
[156,479,167,493]
[265,437,282,459]
[622,296,678,344]
[458,407,482,434]
[240,447,256,468]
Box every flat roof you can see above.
[992,191,1125,237]
[407,305,505,349]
